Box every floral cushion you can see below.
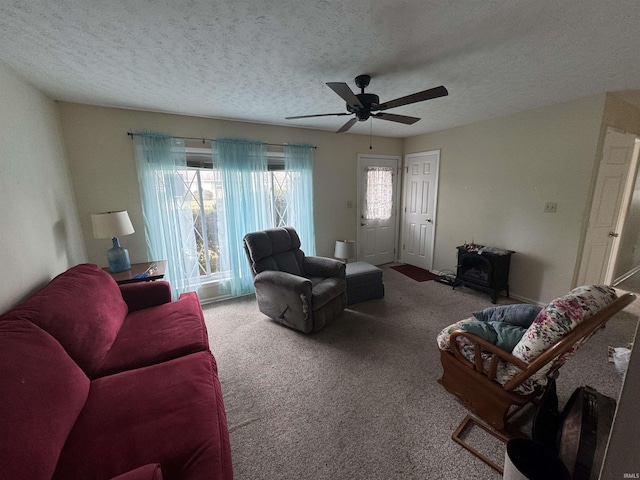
[512,285,617,362]
[437,318,521,390]
[503,285,618,391]
[436,318,478,351]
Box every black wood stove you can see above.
[454,244,515,303]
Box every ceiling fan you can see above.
[285,74,448,133]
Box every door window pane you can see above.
[365,167,394,220]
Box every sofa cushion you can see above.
[97,292,210,377]
[53,352,232,480]
[0,264,128,377]
[0,320,90,480]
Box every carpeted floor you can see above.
[202,265,639,480]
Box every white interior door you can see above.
[401,150,440,271]
[578,128,638,285]
[357,155,400,265]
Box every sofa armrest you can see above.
[109,464,163,480]
[304,256,346,279]
[119,281,172,311]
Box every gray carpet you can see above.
[203,265,639,480]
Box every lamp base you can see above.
[107,237,131,273]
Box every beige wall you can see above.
[0,61,85,314]
[56,102,403,268]
[404,95,606,304]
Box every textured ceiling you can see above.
[1,0,640,138]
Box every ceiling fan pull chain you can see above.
[369,118,373,150]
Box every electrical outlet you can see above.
[544,202,557,213]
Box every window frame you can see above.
[183,143,291,285]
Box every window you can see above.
[181,143,293,280]
[364,166,394,220]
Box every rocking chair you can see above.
[437,285,635,472]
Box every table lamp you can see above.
[334,240,356,263]
[91,210,135,272]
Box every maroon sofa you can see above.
[0,263,233,480]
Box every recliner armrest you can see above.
[254,270,312,294]
[303,256,346,279]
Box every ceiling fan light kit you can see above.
[286,74,448,133]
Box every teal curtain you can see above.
[133,132,202,298]
[214,138,272,296]
[284,144,316,254]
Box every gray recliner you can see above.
[243,226,347,333]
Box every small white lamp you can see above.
[91,210,135,272]
[334,240,356,263]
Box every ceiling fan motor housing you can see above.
[347,93,379,121]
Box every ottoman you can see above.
[345,262,384,305]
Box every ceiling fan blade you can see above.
[326,82,364,109]
[336,117,358,133]
[285,113,350,120]
[373,112,421,125]
[377,85,448,111]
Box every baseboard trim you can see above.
[613,264,640,286]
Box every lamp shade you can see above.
[334,240,356,261]
[91,211,135,239]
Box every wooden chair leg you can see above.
[451,414,518,475]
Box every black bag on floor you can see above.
[532,379,616,480]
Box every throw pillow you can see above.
[472,304,543,327]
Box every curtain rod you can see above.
[127,132,316,149]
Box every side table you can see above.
[103,260,166,285]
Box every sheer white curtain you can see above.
[364,166,394,220]
[214,138,272,296]
[133,131,202,298]
[284,143,316,254]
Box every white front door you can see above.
[401,150,440,271]
[357,154,400,265]
[577,128,639,285]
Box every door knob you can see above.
[426,218,433,223]
[609,231,619,238]
[361,223,367,226]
